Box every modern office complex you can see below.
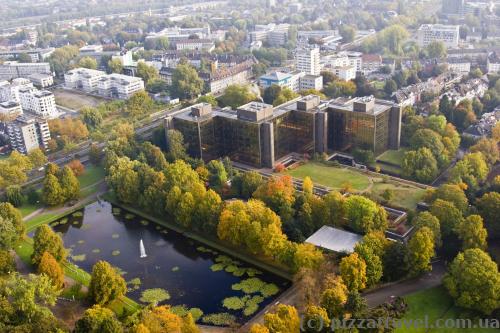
[417,24,460,48]
[165,95,401,168]
[6,114,51,154]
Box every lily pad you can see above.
[91,248,101,253]
[112,250,120,256]
[172,266,180,272]
[140,288,170,304]
[71,254,86,262]
[111,233,119,239]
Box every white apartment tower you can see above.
[296,48,321,75]
[18,88,58,119]
[417,24,460,48]
[6,115,51,154]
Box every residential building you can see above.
[296,47,321,75]
[18,88,58,119]
[166,95,402,167]
[0,101,23,120]
[331,65,356,81]
[0,61,52,81]
[174,39,215,52]
[446,58,471,73]
[6,114,51,154]
[0,48,54,62]
[248,24,290,46]
[321,52,362,71]
[441,0,465,15]
[417,24,460,48]
[487,51,500,74]
[463,108,500,139]
[299,75,323,91]
[326,96,402,154]
[79,44,104,54]
[64,68,106,93]
[28,73,54,88]
[0,78,33,103]
[96,74,145,99]
[361,54,383,74]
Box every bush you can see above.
[5,185,24,207]
[274,163,285,173]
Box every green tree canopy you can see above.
[88,260,127,305]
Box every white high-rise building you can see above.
[18,87,58,119]
[417,24,459,48]
[6,115,51,154]
[0,78,33,103]
[296,48,321,75]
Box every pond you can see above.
[45,201,290,326]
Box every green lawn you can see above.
[25,213,58,231]
[399,286,497,333]
[78,165,106,188]
[286,162,371,191]
[377,148,408,166]
[371,181,426,211]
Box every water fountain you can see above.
[140,239,147,258]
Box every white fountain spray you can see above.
[140,239,147,258]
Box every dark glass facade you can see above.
[272,111,315,160]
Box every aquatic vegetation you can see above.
[77,240,85,244]
[72,211,83,218]
[210,263,225,272]
[71,254,86,262]
[140,220,149,226]
[125,213,135,219]
[260,283,280,297]
[171,306,204,322]
[222,296,246,310]
[111,233,120,239]
[72,221,80,225]
[225,265,238,273]
[160,230,168,234]
[80,224,91,230]
[140,288,170,304]
[115,267,127,276]
[112,207,121,215]
[59,218,68,224]
[172,266,180,272]
[201,313,236,326]
[91,248,101,253]
[127,278,141,290]
[112,250,120,256]
[232,278,266,294]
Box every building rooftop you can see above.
[305,225,363,253]
[260,71,292,81]
[418,24,459,31]
[328,95,396,115]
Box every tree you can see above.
[339,24,356,43]
[0,250,15,275]
[166,129,188,161]
[42,173,64,206]
[320,276,348,318]
[28,148,47,168]
[75,305,123,333]
[456,215,487,250]
[182,313,200,333]
[443,248,500,315]
[345,290,367,318]
[450,152,489,192]
[206,160,228,190]
[197,94,218,106]
[412,212,441,247]
[344,195,388,233]
[354,243,383,287]
[253,175,296,222]
[426,41,447,59]
[263,85,282,105]
[470,138,499,166]
[402,148,438,183]
[137,62,159,85]
[5,185,24,207]
[79,56,98,69]
[476,192,500,239]
[384,79,397,96]
[59,165,80,200]
[90,143,103,165]
[263,304,300,333]
[430,199,463,239]
[67,159,85,176]
[321,71,337,86]
[81,106,103,129]
[410,128,445,159]
[132,306,183,332]
[218,84,257,109]
[249,324,270,333]
[340,253,367,291]
[232,170,263,199]
[107,58,123,74]
[126,90,154,117]
[32,224,66,265]
[432,183,468,213]
[273,88,299,106]
[88,260,127,305]
[171,63,204,100]
[17,53,32,63]
[302,305,330,333]
[37,251,64,289]
[407,227,435,276]
[48,45,79,77]
[382,241,410,281]
[302,176,314,196]
[323,80,356,98]
[0,202,24,239]
[0,216,19,251]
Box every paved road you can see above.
[364,261,446,307]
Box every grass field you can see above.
[78,165,106,188]
[286,162,371,191]
[377,148,408,166]
[285,162,425,210]
[53,89,106,111]
[398,286,498,333]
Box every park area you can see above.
[398,286,498,332]
[53,88,107,111]
[375,148,408,176]
[285,162,426,210]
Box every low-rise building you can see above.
[6,114,51,154]
[64,68,107,93]
[0,61,52,81]
[487,51,500,74]
[260,71,323,92]
[299,74,323,91]
[463,108,500,139]
[0,101,23,120]
[361,54,383,74]
[28,73,54,88]
[0,78,33,103]
[0,48,54,62]
[331,65,356,81]
[174,39,215,53]
[248,23,290,46]
[446,58,471,73]
[97,74,145,99]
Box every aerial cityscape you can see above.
[0,0,499,332]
